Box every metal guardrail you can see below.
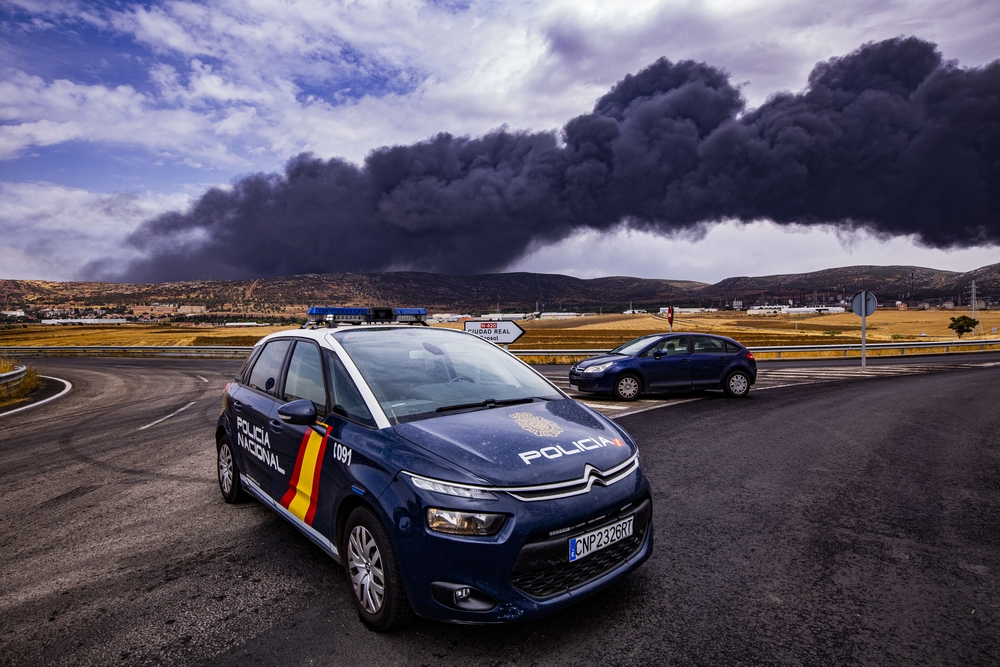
[748,339,1000,358]
[1,339,999,361]
[0,364,27,388]
[507,338,1000,361]
[0,346,253,359]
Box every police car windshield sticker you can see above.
[519,435,626,465]
[509,412,563,438]
[237,416,285,473]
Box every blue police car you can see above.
[569,333,757,400]
[216,308,652,631]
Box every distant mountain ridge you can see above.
[1,262,997,313]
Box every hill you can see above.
[1,263,997,315]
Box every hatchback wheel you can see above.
[724,370,751,398]
[614,373,641,401]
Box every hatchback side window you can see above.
[247,340,291,395]
[724,341,741,354]
[283,341,328,414]
[648,337,688,356]
[692,336,725,353]
[327,353,376,427]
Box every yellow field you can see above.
[1,309,997,362]
[0,324,297,347]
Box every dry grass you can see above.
[0,324,297,347]
[0,358,40,408]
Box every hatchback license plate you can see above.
[569,384,579,391]
[569,515,634,562]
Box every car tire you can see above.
[613,373,642,401]
[723,370,751,398]
[344,506,413,632]
[217,435,248,503]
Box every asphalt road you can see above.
[1,357,998,666]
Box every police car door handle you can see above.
[681,359,690,363]
[269,418,284,432]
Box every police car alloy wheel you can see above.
[614,374,641,401]
[724,370,750,398]
[216,436,246,504]
[344,506,412,631]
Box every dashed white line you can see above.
[196,375,209,383]
[138,401,197,431]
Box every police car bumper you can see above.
[383,472,653,623]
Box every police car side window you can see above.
[283,341,328,414]
[326,353,375,428]
[247,340,291,395]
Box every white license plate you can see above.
[569,384,579,391]
[568,515,634,562]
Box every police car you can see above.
[216,307,653,631]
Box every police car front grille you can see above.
[509,533,643,599]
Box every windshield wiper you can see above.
[435,396,536,413]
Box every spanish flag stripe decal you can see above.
[280,426,329,525]
[304,438,327,526]
[280,430,311,508]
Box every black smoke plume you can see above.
[106,37,1000,282]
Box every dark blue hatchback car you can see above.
[568,333,757,400]
[216,323,652,631]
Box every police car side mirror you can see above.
[277,399,317,425]
[653,351,663,359]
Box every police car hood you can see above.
[392,399,636,487]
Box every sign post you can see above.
[463,320,525,349]
[851,291,878,368]
[667,306,674,333]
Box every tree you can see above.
[948,315,980,338]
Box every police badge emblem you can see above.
[509,412,564,438]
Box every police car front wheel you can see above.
[344,506,413,631]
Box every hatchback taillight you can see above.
[746,352,755,360]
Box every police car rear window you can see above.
[247,340,291,394]
[334,328,560,424]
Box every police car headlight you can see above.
[426,508,506,536]
[408,475,497,500]
[583,362,613,374]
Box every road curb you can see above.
[0,376,72,418]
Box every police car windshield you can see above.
[611,335,661,356]
[333,328,562,424]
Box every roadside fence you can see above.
[2,338,1000,362]
[0,364,27,389]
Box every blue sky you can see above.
[2,0,999,282]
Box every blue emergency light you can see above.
[305,306,427,327]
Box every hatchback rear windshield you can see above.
[333,328,562,424]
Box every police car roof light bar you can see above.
[304,306,428,328]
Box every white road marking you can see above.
[196,375,209,383]
[0,376,73,419]
[138,401,197,431]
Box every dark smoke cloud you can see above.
[102,37,1000,282]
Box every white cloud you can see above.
[0,181,194,280]
[510,222,1000,283]
[1,0,998,281]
